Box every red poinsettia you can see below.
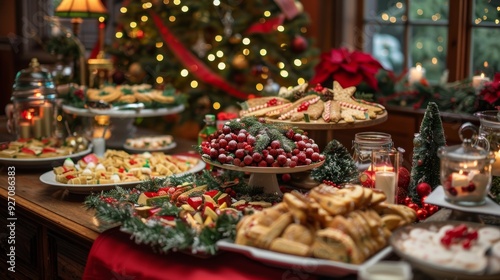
[479,73,500,105]
[309,48,384,91]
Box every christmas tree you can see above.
[310,139,358,185]
[408,102,446,204]
[108,0,318,123]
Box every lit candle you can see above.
[472,73,490,89]
[408,64,425,85]
[32,116,42,139]
[375,171,396,204]
[40,103,54,137]
[20,121,31,139]
[492,151,500,176]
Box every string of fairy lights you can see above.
[114,0,310,95]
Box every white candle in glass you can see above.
[40,103,53,137]
[375,171,396,204]
[32,116,42,139]
[20,121,31,139]
[408,65,425,85]
[472,73,490,89]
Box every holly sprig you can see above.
[84,169,280,255]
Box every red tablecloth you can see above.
[83,228,321,280]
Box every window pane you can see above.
[471,27,500,76]
[408,0,449,22]
[410,26,447,81]
[365,0,407,23]
[473,0,500,25]
[364,24,405,73]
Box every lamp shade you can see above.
[55,0,108,19]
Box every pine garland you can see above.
[310,139,359,185]
[84,169,282,255]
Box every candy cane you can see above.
[339,101,367,111]
[266,103,292,117]
[240,99,286,115]
[279,96,320,120]
[322,100,331,122]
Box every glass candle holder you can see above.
[372,148,400,204]
[438,123,494,206]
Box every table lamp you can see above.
[55,0,108,86]
[55,0,108,38]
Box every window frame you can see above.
[344,0,474,83]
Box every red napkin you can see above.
[83,228,319,280]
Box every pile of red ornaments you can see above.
[200,124,325,168]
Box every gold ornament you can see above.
[232,54,248,69]
[127,62,146,83]
[65,134,89,152]
[229,33,242,44]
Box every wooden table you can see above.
[0,139,197,280]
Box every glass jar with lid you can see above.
[6,58,58,139]
[438,122,494,206]
[352,132,393,172]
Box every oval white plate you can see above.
[0,145,92,169]
[62,104,184,117]
[39,155,205,194]
[217,239,392,277]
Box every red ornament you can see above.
[407,203,419,211]
[417,182,432,198]
[359,170,375,188]
[428,205,439,215]
[136,29,145,39]
[403,197,413,206]
[417,209,428,220]
[397,167,411,190]
[281,173,291,182]
[417,159,423,166]
[292,35,308,53]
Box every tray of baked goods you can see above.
[217,184,418,277]
[238,82,387,130]
[62,84,185,117]
[0,136,92,168]
[39,149,204,193]
[123,135,177,153]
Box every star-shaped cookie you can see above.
[330,81,357,101]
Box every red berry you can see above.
[218,154,227,164]
[440,235,452,247]
[447,187,458,196]
[227,140,237,151]
[277,154,287,166]
[222,126,231,134]
[462,239,472,249]
[243,155,253,165]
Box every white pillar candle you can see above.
[375,171,396,204]
[492,151,500,176]
[472,73,490,89]
[20,121,31,139]
[408,65,425,85]
[40,103,54,137]
[32,117,42,139]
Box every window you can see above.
[359,0,500,82]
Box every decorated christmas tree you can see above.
[310,139,358,185]
[408,102,446,205]
[108,0,318,122]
